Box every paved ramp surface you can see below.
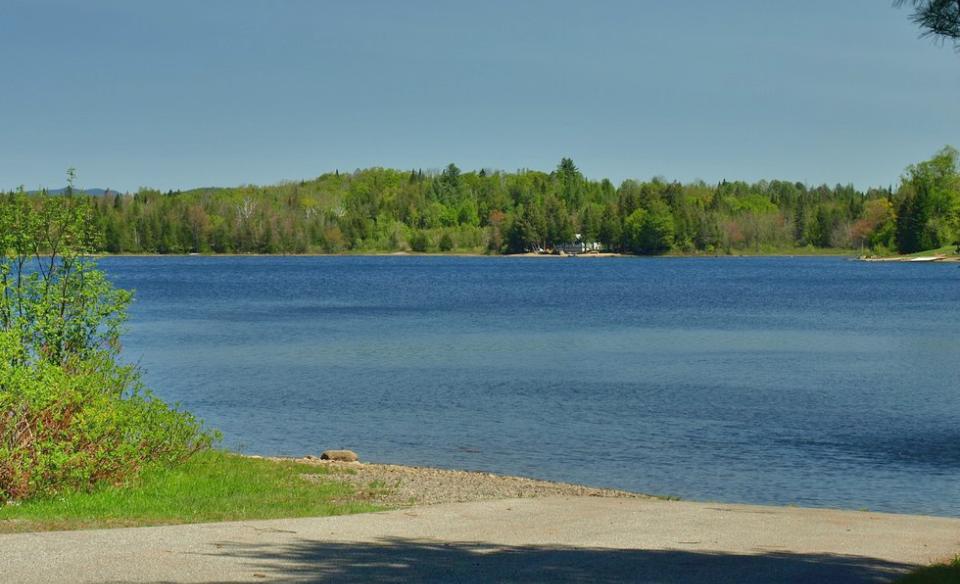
[3,497,959,583]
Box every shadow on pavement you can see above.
[185,537,915,583]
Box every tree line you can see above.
[4,147,958,256]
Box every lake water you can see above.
[99,256,960,517]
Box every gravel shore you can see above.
[272,456,647,507]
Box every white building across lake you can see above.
[555,234,602,254]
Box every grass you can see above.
[867,245,959,259]
[898,245,959,258]
[898,556,960,584]
[0,451,380,533]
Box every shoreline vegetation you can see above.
[10,147,959,260]
[1,192,214,505]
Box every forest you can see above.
[4,147,958,257]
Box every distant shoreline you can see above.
[91,249,960,262]
[93,250,862,260]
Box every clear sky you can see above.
[1,0,958,193]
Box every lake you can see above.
[99,256,960,517]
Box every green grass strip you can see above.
[0,451,379,533]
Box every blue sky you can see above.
[1,0,958,192]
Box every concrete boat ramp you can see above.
[2,496,959,583]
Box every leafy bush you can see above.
[409,231,430,252]
[0,185,213,502]
[438,232,454,252]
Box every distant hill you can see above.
[9,147,955,257]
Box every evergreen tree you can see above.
[794,197,808,245]
[896,0,960,49]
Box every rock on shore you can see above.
[319,450,359,462]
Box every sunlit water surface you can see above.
[100,256,960,516]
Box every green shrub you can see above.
[438,232,454,252]
[0,184,214,503]
[0,346,211,501]
[409,230,430,252]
